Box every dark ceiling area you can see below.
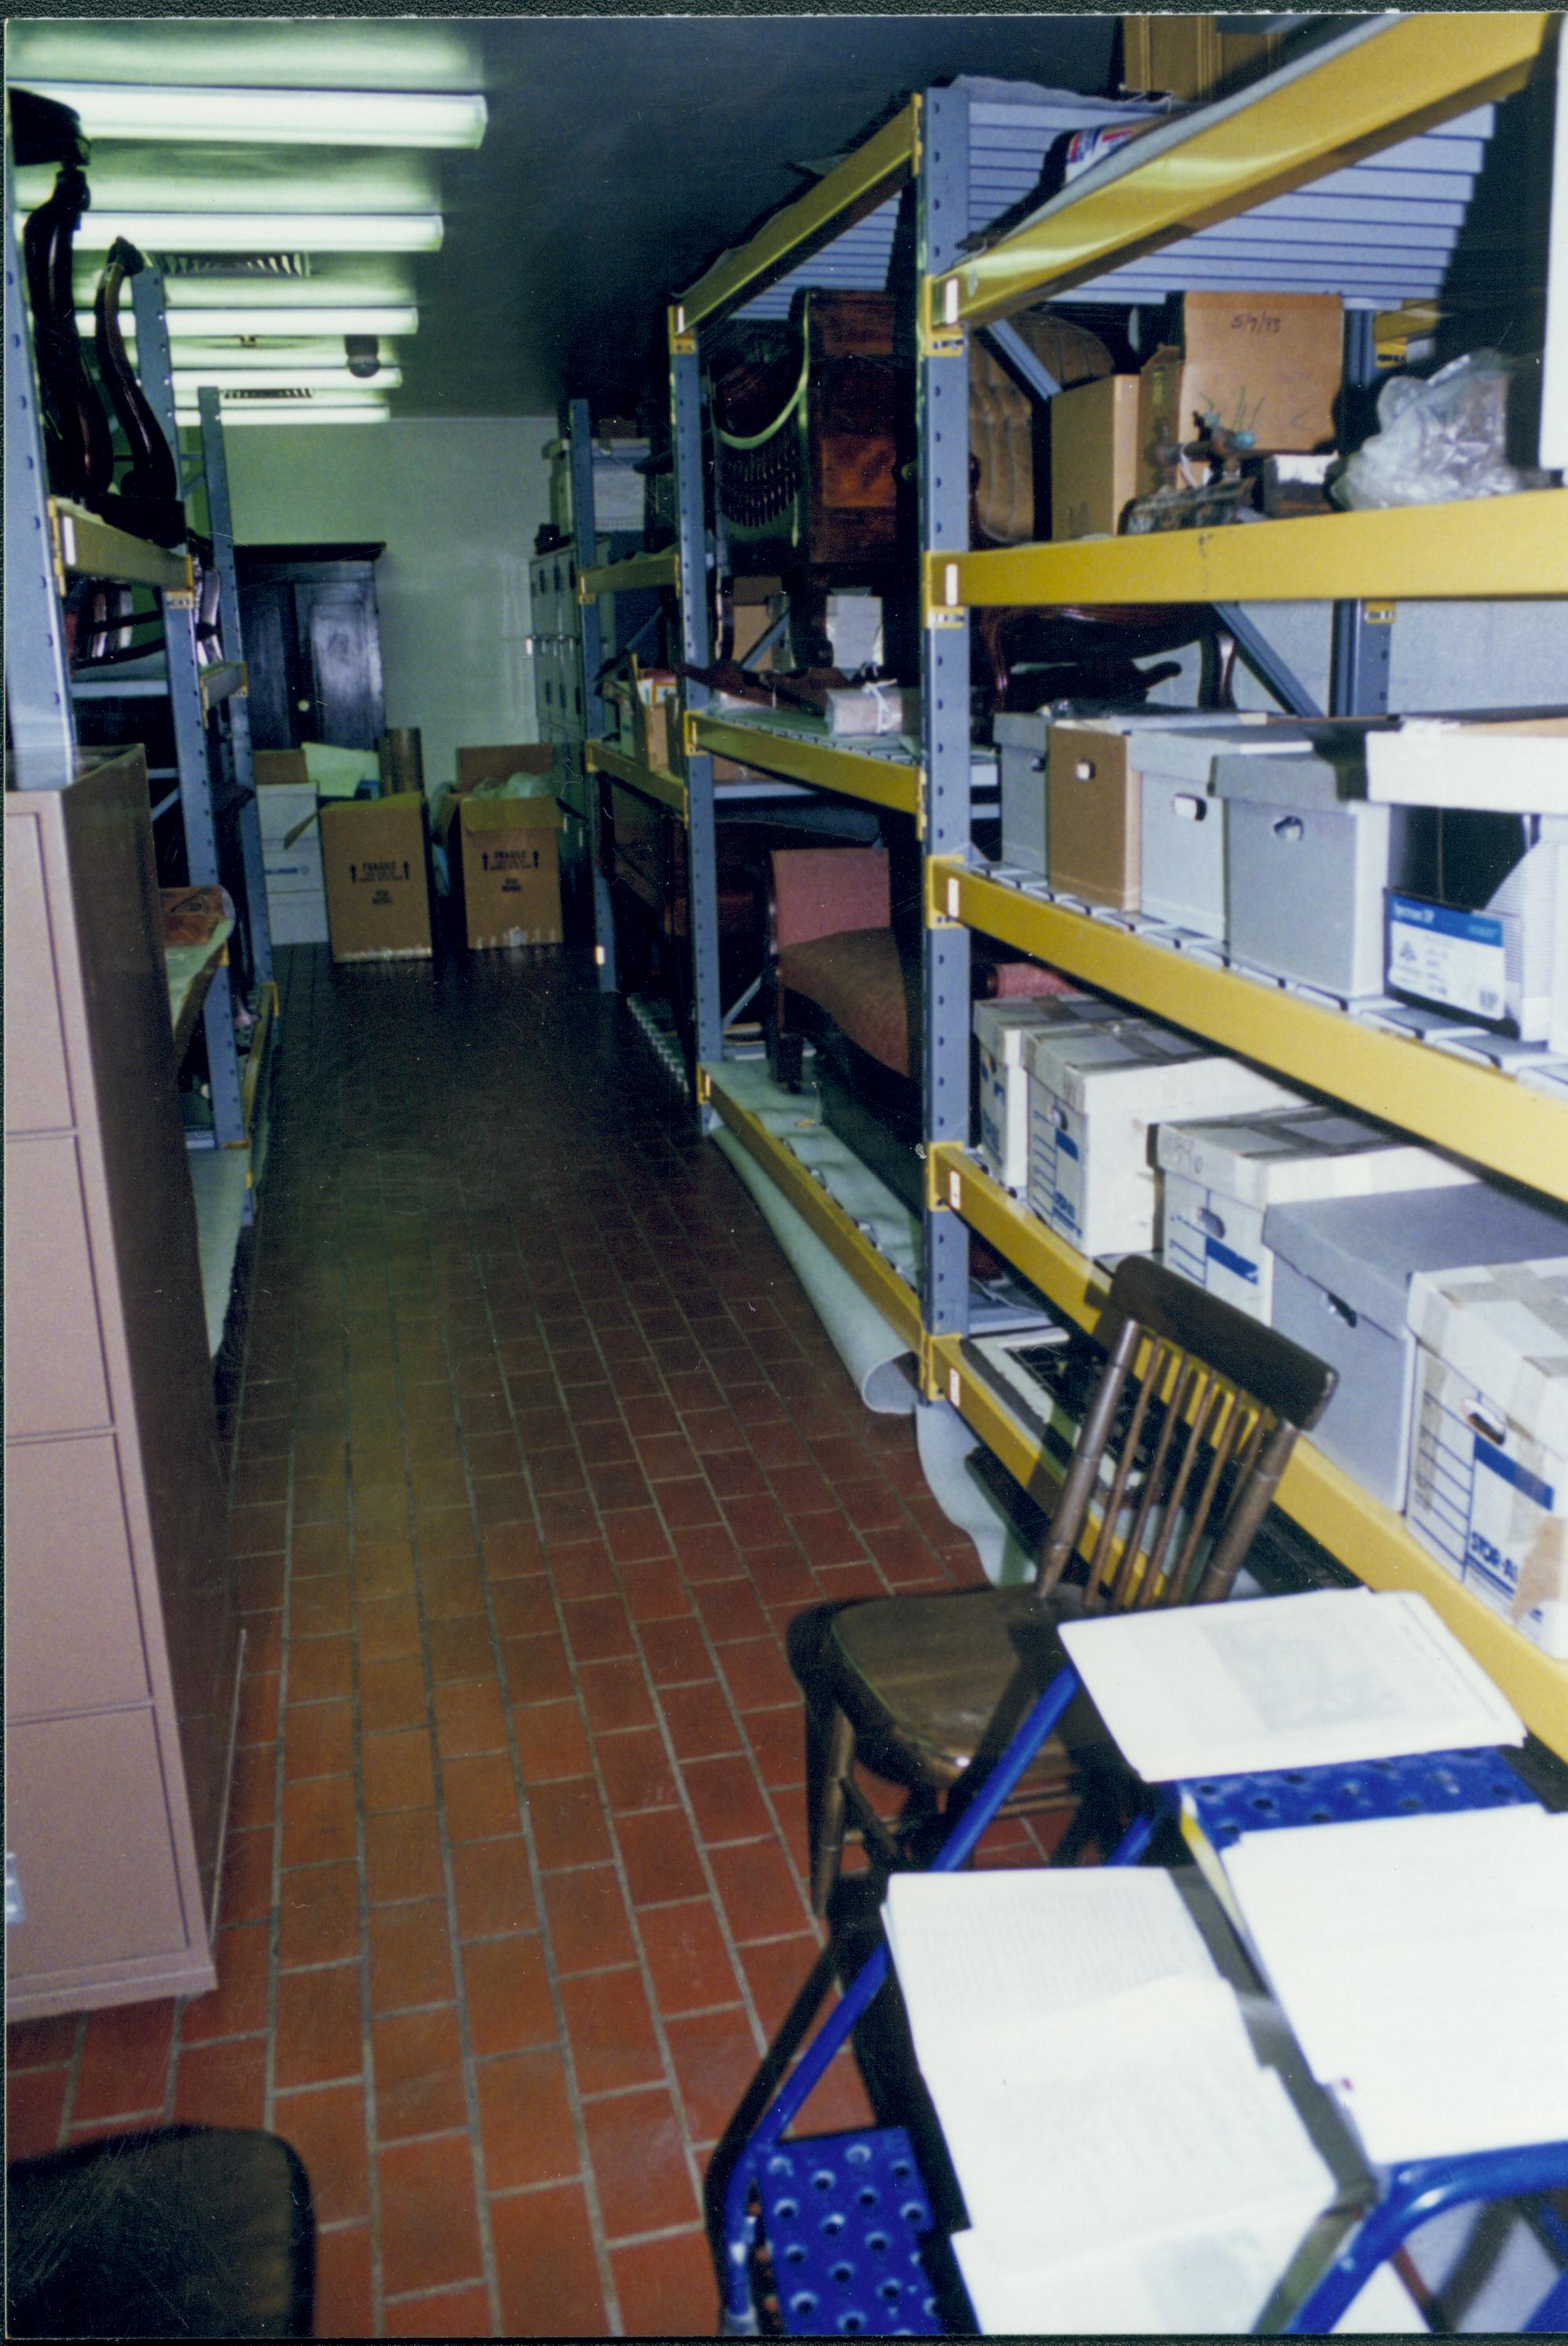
[410,16,1122,421]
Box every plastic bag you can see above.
[1333,351,1530,509]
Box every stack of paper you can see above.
[884,1869,1337,2333]
[1057,1588,1524,1783]
[1222,1803,1568,2163]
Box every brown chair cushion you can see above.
[777,926,914,1078]
[815,1582,1110,1787]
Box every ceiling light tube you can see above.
[168,341,390,369]
[79,304,419,339]
[177,405,390,427]
[173,364,402,392]
[67,211,443,254]
[20,81,486,148]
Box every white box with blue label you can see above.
[973,992,1119,1195]
[1024,1019,1300,1260]
[1156,1105,1473,1324]
[1387,828,1566,1042]
[1405,1259,1568,1659]
[1263,1186,1568,1510]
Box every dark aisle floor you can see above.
[6,943,1049,2337]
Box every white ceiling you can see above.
[12,14,1123,422]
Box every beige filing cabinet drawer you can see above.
[5,757,238,2019]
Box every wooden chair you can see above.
[793,1255,1337,1913]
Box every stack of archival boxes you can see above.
[976,711,1568,1658]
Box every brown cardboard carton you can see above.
[1051,376,1141,539]
[456,743,555,794]
[319,793,433,961]
[449,795,563,949]
[1048,724,1141,911]
[1137,292,1343,494]
[255,749,310,789]
[634,670,680,775]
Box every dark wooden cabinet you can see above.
[236,541,386,752]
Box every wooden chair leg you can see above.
[810,1704,857,1916]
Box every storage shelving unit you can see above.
[639,13,1568,1754]
[4,170,273,1354]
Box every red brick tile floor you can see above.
[5,945,1054,2337]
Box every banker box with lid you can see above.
[1405,1261,1568,1659]
[1215,746,1420,1000]
[1024,1018,1301,1260]
[1158,1105,1473,1325]
[995,713,1050,877]
[973,992,1118,1195]
[1262,1186,1568,1510]
[1048,722,1142,911]
[1135,720,1313,940]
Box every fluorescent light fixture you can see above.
[176,404,390,427]
[20,81,486,148]
[173,364,403,392]
[67,211,443,254]
[79,305,418,339]
[168,339,392,370]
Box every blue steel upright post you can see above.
[670,306,724,1111]
[1330,309,1394,717]
[568,396,619,992]
[4,148,75,792]
[198,383,273,988]
[130,266,247,1153]
[918,87,975,1339]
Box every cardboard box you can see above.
[258,781,326,899]
[633,670,680,776]
[1048,722,1142,911]
[457,744,554,794]
[319,793,432,961]
[1214,748,1420,1001]
[1024,1018,1301,1259]
[1364,713,1568,814]
[996,711,1051,876]
[445,794,563,949]
[1051,376,1141,539]
[1405,1259,1568,1655]
[1387,828,1567,1042]
[1263,1184,1567,1509]
[255,749,310,790]
[1138,292,1343,495]
[1157,1105,1474,1324]
[973,993,1119,1194]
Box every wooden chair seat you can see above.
[815,1583,1108,1791]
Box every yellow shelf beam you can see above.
[579,548,678,599]
[935,13,1550,325]
[931,1144,1112,1334]
[932,863,1568,1204]
[928,490,1568,612]
[585,739,689,820]
[200,660,247,714]
[706,1079,924,1352]
[240,981,278,1142]
[689,713,922,818]
[50,499,190,594]
[677,100,920,334]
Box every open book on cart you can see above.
[1220,1802,1568,2165]
[1057,1588,1523,1783]
[882,1868,1339,2333]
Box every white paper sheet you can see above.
[1058,1589,1522,1782]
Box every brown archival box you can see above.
[319,793,433,961]
[457,743,553,793]
[1052,376,1141,539]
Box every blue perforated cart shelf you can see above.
[749,2127,946,2336]
[1177,1745,1537,1847]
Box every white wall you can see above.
[225,416,555,792]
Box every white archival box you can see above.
[1405,1257,1568,1658]
[1157,1105,1474,1324]
[1024,1017,1302,1259]
[1136,722,1313,941]
[1364,713,1568,814]
[973,992,1119,1194]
